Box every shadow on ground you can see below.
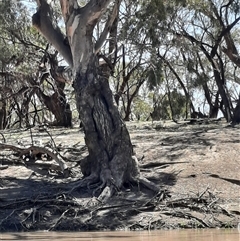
[208,174,240,186]
[0,167,177,232]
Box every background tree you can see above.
[0,0,73,129]
[2,0,240,130]
[131,0,240,122]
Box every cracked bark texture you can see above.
[74,56,137,200]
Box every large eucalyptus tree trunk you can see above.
[74,55,138,199]
[32,0,158,201]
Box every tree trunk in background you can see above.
[0,100,6,130]
[211,64,232,121]
[36,84,72,127]
[232,97,240,125]
[202,83,219,118]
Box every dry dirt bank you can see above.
[0,121,239,231]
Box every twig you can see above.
[207,198,219,208]
[44,128,58,150]
[48,209,71,231]
[198,186,210,200]
[0,210,16,226]
[216,205,235,217]
[0,132,6,143]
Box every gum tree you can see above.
[32,0,159,201]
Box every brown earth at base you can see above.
[0,120,239,231]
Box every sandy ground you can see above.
[0,120,239,231]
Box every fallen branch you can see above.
[140,161,189,169]
[161,210,211,227]
[0,143,68,175]
[0,165,8,170]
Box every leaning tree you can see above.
[32,0,159,201]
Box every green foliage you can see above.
[152,90,187,120]
[147,60,164,91]
[139,0,166,21]
[154,97,170,120]
[0,0,46,73]
[135,0,166,46]
[230,0,240,14]
[132,97,152,121]
[191,73,208,89]
[169,89,187,119]
[119,0,187,48]
[134,0,187,45]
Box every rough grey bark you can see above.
[74,57,137,194]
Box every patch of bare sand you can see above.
[130,121,240,220]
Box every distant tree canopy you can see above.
[0,0,240,129]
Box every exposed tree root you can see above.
[128,156,161,193]
[97,185,114,203]
[69,173,99,193]
[69,169,118,203]
[138,176,160,193]
[70,154,161,203]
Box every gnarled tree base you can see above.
[71,155,160,202]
